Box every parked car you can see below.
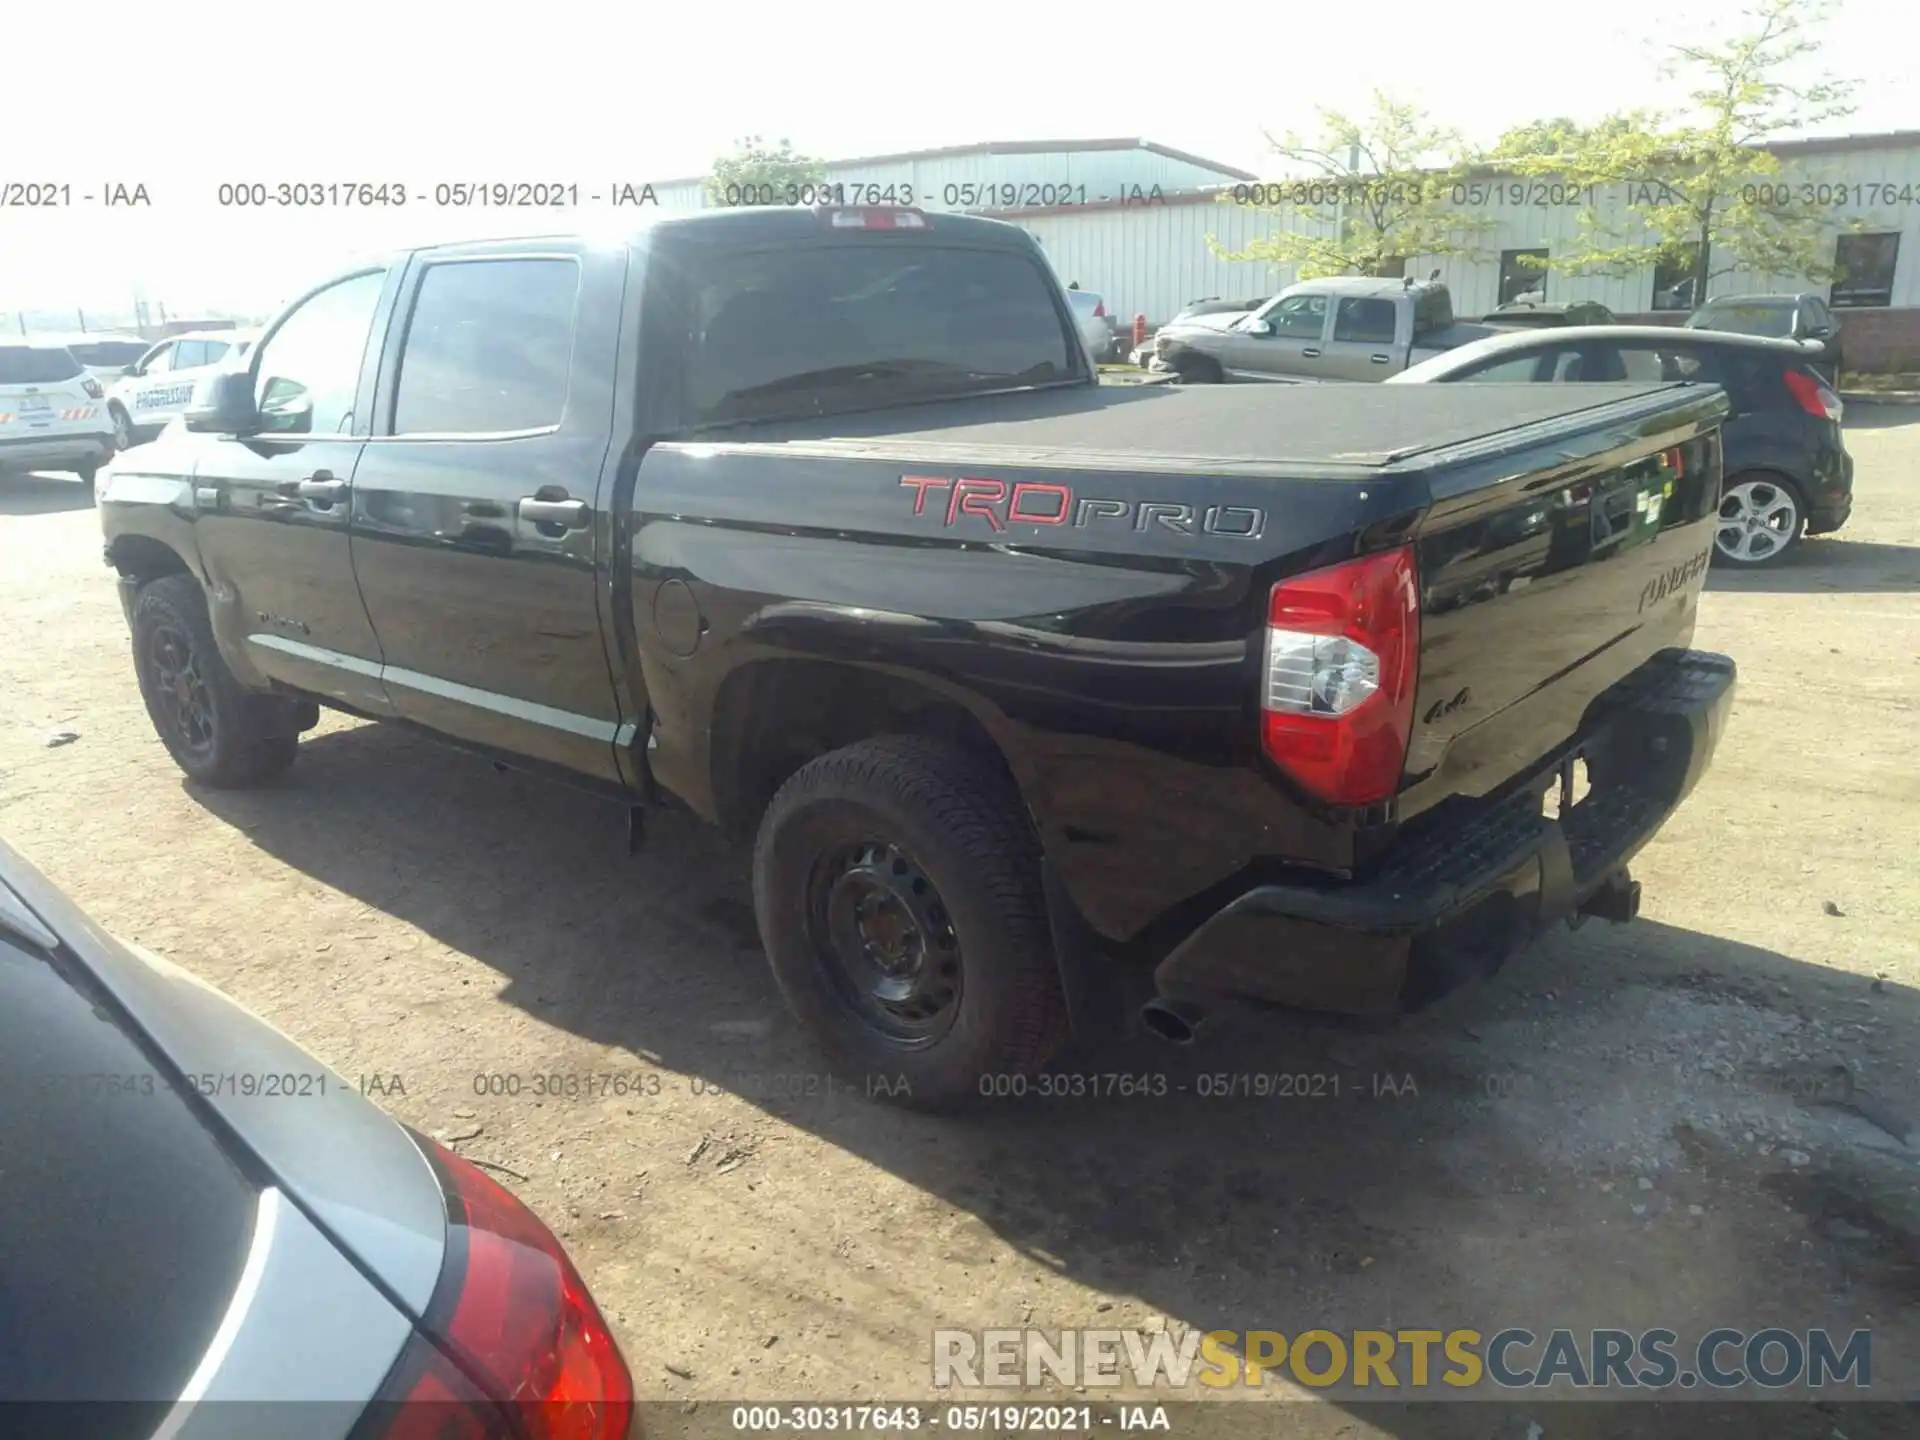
[1151,277,1497,382]
[1390,325,1852,567]
[107,327,259,449]
[102,206,1735,1107]
[0,340,116,497]
[0,836,635,1439]
[1483,300,1618,328]
[1066,288,1119,362]
[1685,293,1843,385]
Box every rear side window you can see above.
[1334,298,1397,344]
[1413,287,1454,336]
[393,258,580,435]
[172,340,209,368]
[681,242,1076,423]
[0,346,84,384]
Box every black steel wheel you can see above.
[754,735,1068,1110]
[145,620,218,763]
[811,839,964,1045]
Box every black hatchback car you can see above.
[1391,325,1853,567]
[1685,293,1844,385]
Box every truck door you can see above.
[1226,291,1330,380]
[345,242,631,785]
[189,266,398,714]
[1320,296,1401,379]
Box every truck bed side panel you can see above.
[626,439,1418,942]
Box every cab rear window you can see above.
[0,346,84,384]
[678,242,1077,424]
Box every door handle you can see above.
[1371,354,1391,363]
[518,496,590,529]
[1301,348,1321,358]
[297,472,348,506]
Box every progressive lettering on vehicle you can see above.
[98,204,1738,1109]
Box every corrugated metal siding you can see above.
[1015,146,1920,324]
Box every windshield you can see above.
[0,346,85,384]
[66,340,148,368]
[680,242,1078,425]
[1691,302,1795,338]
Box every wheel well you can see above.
[107,535,192,586]
[710,661,1017,841]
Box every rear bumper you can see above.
[1807,447,1854,535]
[1154,648,1736,1015]
[0,431,115,471]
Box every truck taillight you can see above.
[1782,366,1843,422]
[1092,301,1106,318]
[1260,546,1421,808]
[355,1137,636,1440]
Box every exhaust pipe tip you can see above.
[1140,998,1205,1045]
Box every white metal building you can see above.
[655,133,1920,368]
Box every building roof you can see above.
[655,138,1260,188]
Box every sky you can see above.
[2,0,1912,320]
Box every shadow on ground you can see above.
[1706,537,1920,595]
[0,472,94,517]
[189,724,1919,1438]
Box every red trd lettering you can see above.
[1009,481,1071,525]
[899,475,952,515]
[949,477,1007,531]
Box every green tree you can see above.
[1499,0,1858,302]
[1214,93,1494,280]
[706,135,828,207]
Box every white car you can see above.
[0,341,116,498]
[107,328,258,449]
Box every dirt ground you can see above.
[3,412,1918,1438]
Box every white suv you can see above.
[107,328,258,448]
[0,342,117,497]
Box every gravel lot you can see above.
[3,412,1917,1436]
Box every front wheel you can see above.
[131,574,301,787]
[752,736,1068,1110]
[1715,474,1804,567]
[109,405,134,452]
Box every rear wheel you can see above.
[1716,473,1804,567]
[131,575,302,786]
[752,736,1068,1110]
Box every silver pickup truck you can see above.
[1150,276,1499,383]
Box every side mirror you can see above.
[1246,319,1273,337]
[183,371,263,435]
[122,362,141,377]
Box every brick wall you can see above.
[1617,308,1920,373]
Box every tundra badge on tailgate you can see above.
[900,475,1265,539]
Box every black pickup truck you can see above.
[99,206,1737,1107]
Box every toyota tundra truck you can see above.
[98,206,1737,1108]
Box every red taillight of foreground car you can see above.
[1260,545,1421,807]
[358,1138,636,1440]
[1782,366,1844,422]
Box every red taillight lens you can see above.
[1093,301,1106,317]
[1782,366,1843,421]
[1260,545,1421,807]
[360,1138,636,1440]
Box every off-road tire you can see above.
[131,574,301,787]
[752,735,1068,1111]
